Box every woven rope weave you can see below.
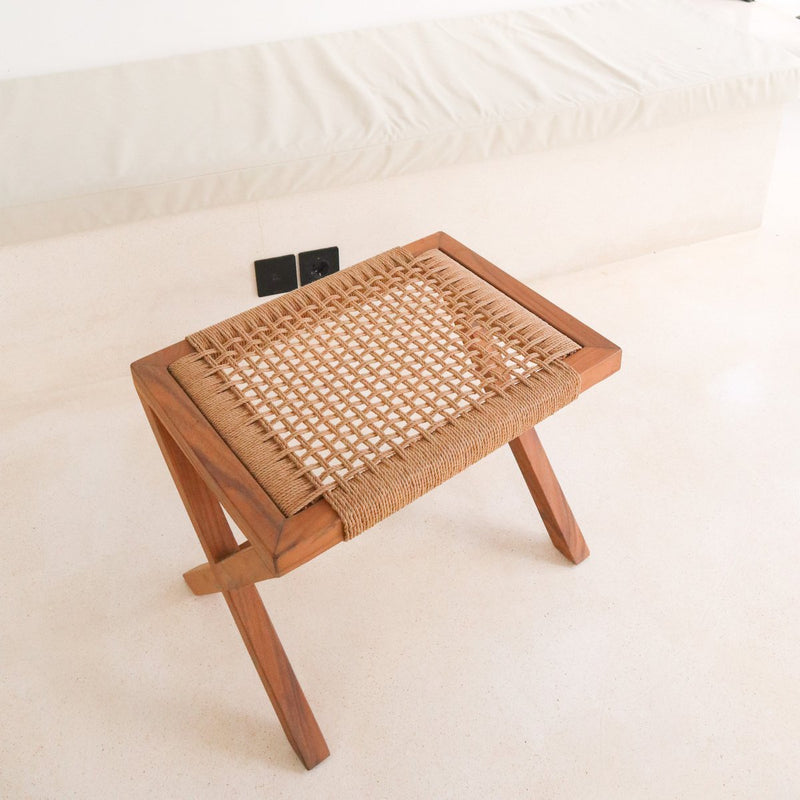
[169,246,581,537]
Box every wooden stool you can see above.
[131,232,620,769]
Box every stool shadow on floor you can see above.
[417,507,574,568]
[490,527,577,567]
[41,544,318,774]
[101,669,309,774]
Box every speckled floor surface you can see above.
[2,97,799,800]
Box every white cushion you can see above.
[1,0,798,244]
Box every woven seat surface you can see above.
[170,246,581,537]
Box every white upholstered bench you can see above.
[1,0,798,274]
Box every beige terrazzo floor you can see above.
[2,98,799,799]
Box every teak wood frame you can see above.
[131,231,621,769]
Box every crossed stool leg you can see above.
[137,399,330,769]
[138,387,588,769]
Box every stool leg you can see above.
[508,426,590,565]
[140,400,330,770]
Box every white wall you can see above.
[3,0,797,80]
[0,0,541,79]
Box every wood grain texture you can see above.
[224,585,330,770]
[182,542,269,594]
[274,500,343,576]
[509,426,590,565]
[137,395,329,769]
[182,498,345,594]
[132,357,283,569]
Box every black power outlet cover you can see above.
[255,254,297,297]
[299,246,339,286]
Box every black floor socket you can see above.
[299,247,339,285]
[254,254,298,296]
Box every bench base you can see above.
[0,103,783,413]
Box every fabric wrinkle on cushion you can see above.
[169,247,582,537]
[1,0,799,242]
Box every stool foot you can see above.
[139,397,329,769]
[225,584,330,769]
[509,427,590,564]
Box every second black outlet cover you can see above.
[299,246,339,285]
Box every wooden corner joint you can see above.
[183,499,345,595]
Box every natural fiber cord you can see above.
[169,246,581,537]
